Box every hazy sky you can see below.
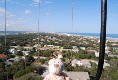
[0,0,118,33]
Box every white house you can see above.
[80,47,86,50]
[9,48,15,54]
[22,51,30,55]
[72,59,91,68]
[95,52,99,57]
[77,61,82,66]
[81,60,91,68]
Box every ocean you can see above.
[0,31,118,39]
[0,31,28,36]
[67,32,118,39]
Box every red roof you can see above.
[0,54,6,59]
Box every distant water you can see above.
[0,31,28,36]
[59,32,118,39]
[0,31,118,39]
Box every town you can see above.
[0,32,118,80]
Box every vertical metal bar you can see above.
[71,0,74,61]
[5,0,8,80]
[5,0,6,52]
[94,0,107,80]
[38,0,40,74]
[72,0,74,31]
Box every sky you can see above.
[0,0,118,34]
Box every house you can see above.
[24,47,33,50]
[93,61,110,68]
[33,56,38,59]
[22,51,30,55]
[10,46,19,49]
[80,47,86,50]
[0,54,6,59]
[95,52,99,57]
[54,46,60,49]
[6,58,16,65]
[107,52,118,57]
[60,48,79,53]
[15,56,22,61]
[71,59,91,68]
[33,44,41,48]
[80,60,91,68]
[44,45,54,49]
[71,59,78,66]
[72,46,78,50]
[9,48,15,54]
[103,62,110,68]
[65,72,90,80]
[77,61,82,66]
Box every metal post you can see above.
[38,0,40,74]
[5,0,9,80]
[94,0,107,80]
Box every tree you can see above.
[8,60,25,76]
[109,47,113,52]
[13,70,26,79]
[14,73,44,80]
[25,66,35,73]
[25,55,34,65]
[0,62,5,72]
[0,72,7,80]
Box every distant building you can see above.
[60,49,79,53]
[95,52,99,57]
[24,47,33,50]
[65,72,90,80]
[9,48,15,54]
[0,54,6,59]
[93,61,110,68]
[80,60,91,68]
[22,51,30,55]
[107,52,118,57]
[71,59,78,66]
[6,58,16,65]
[10,46,19,49]
[44,45,54,49]
[33,44,41,48]
[71,59,91,68]
[80,47,86,50]
[33,56,38,59]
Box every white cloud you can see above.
[0,20,25,30]
[0,0,12,2]
[0,7,16,17]
[0,20,15,27]
[25,10,31,14]
[0,0,19,4]
[32,0,53,4]
[30,0,42,6]
[10,1,19,4]
[45,1,53,4]
[33,0,40,3]
[7,13,16,17]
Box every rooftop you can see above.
[0,54,6,59]
[65,72,90,80]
